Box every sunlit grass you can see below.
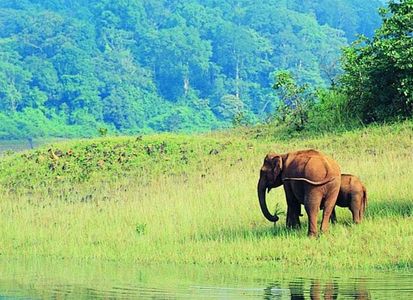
[0,121,412,270]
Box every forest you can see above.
[1,0,411,140]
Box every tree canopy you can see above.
[339,0,413,122]
[0,0,384,139]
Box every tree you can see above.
[340,0,413,122]
[0,51,31,111]
[273,70,314,131]
[138,20,212,101]
[213,94,244,121]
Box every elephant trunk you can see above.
[257,177,279,222]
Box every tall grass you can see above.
[0,122,412,270]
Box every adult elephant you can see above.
[257,149,341,237]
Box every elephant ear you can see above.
[271,156,283,178]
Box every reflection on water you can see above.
[0,259,412,299]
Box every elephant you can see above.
[257,149,341,237]
[330,174,367,224]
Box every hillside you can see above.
[0,122,412,269]
[0,0,383,138]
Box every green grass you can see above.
[0,121,412,270]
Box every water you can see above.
[0,259,412,299]
[0,139,62,155]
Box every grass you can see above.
[0,121,412,270]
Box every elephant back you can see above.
[283,149,341,183]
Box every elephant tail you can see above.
[361,186,367,218]
[283,177,335,186]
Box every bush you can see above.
[307,89,362,132]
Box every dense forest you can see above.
[0,0,403,139]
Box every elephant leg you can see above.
[350,192,364,224]
[286,202,301,228]
[284,183,301,228]
[305,202,320,237]
[320,188,340,234]
[310,280,322,300]
[330,207,337,224]
[290,202,301,228]
[304,189,322,237]
[350,199,362,224]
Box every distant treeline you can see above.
[0,0,398,139]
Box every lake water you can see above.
[0,259,412,299]
[0,139,63,155]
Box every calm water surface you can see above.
[0,259,412,299]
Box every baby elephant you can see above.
[330,174,367,224]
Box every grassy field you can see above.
[0,122,412,270]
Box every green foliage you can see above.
[270,0,413,136]
[0,0,384,139]
[273,71,315,131]
[214,94,244,121]
[339,0,413,122]
[307,89,362,132]
[289,0,383,41]
[98,127,108,137]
